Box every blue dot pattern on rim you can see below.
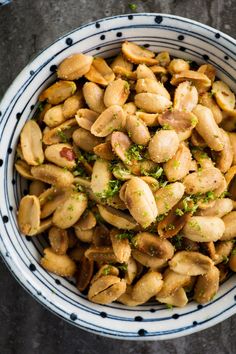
[0,15,235,337]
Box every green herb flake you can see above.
[116,232,134,240]
[222,255,229,264]
[165,223,175,231]
[125,144,144,162]
[173,160,180,169]
[156,214,165,222]
[95,180,122,200]
[191,116,198,126]
[118,264,128,272]
[172,234,183,249]
[103,266,112,275]
[175,208,184,216]
[57,130,68,143]
[38,102,44,112]
[232,249,236,256]
[188,219,201,231]
[128,3,137,11]
[67,204,74,211]
[166,304,173,310]
[162,123,172,130]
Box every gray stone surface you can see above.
[0,0,236,353]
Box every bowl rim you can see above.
[0,13,236,341]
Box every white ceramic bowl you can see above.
[0,13,236,340]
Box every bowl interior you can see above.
[0,13,236,340]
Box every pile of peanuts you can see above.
[16,41,236,307]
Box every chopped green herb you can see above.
[162,123,172,130]
[47,195,53,201]
[128,3,137,11]
[175,208,184,216]
[103,266,112,275]
[173,160,180,169]
[73,166,87,177]
[172,234,183,249]
[165,223,175,231]
[232,249,236,255]
[75,183,85,192]
[118,264,128,272]
[188,219,201,231]
[38,102,44,112]
[57,130,68,143]
[125,144,144,162]
[95,179,122,200]
[222,255,229,264]
[203,191,216,203]
[166,304,173,310]
[116,232,134,240]
[156,214,165,222]
[191,116,198,126]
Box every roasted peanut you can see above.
[193,104,224,151]
[148,129,179,163]
[82,82,106,113]
[173,81,198,112]
[154,182,185,215]
[124,177,158,227]
[158,110,198,132]
[85,57,115,86]
[97,205,137,230]
[135,78,170,99]
[183,167,223,194]
[122,41,158,66]
[199,92,223,124]
[212,81,235,111]
[52,191,87,229]
[48,226,69,255]
[110,229,131,263]
[132,232,174,260]
[221,211,236,240]
[194,266,219,304]
[29,180,47,197]
[156,287,188,307]
[91,105,125,137]
[164,143,192,181]
[170,70,211,93]
[135,93,172,113]
[73,128,102,152]
[20,120,44,166]
[132,249,167,270]
[126,114,151,145]
[41,247,76,276]
[155,269,191,298]
[18,195,40,236]
[75,109,99,130]
[104,79,130,107]
[88,275,126,304]
[182,216,225,242]
[45,143,76,169]
[168,59,190,75]
[57,53,93,80]
[169,251,214,275]
[132,271,163,303]
[62,90,84,119]
[31,164,74,187]
[197,198,233,217]
[214,129,233,173]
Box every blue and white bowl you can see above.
[0,13,236,340]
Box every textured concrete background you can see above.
[0,1,236,353]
